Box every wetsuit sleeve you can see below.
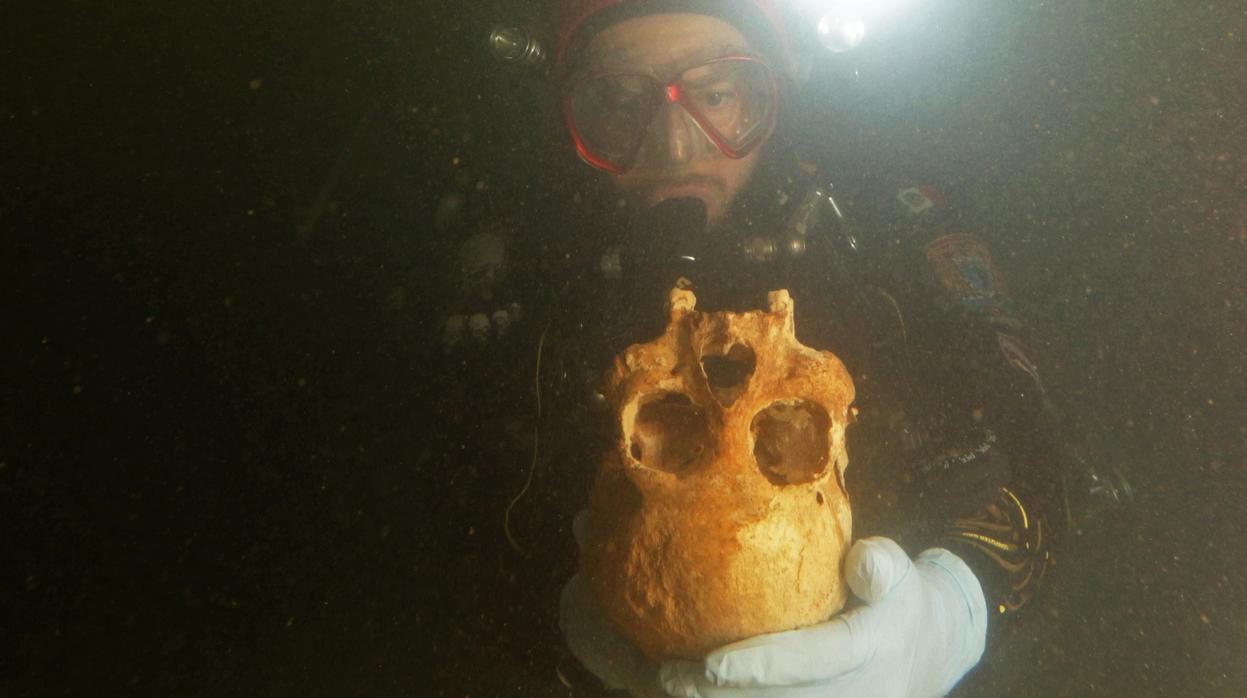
[905,226,1069,629]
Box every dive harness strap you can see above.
[942,486,1050,619]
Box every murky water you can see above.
[5,1,1244,696]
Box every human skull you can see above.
[581,288,857,661]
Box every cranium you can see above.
[582,288,857,661]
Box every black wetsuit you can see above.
[431,159,1067,689]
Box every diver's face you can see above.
[581,14,765,224]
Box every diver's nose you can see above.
[661,102,694,165]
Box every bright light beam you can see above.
[818,13,867,52]
[789,0,916,52]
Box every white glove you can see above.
[659,537,988,698]
[561,573,668,697]
[560,509,666,697]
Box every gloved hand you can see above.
[561,573,667,697]
[659,537,988,698]
[560,510,666,697]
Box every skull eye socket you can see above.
[751,401,831,485]
[628,393,714,474]
[701,343,756,407]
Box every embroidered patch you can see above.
[924,233,1018,325]
[897,185,945,215]
[996,332,1045,393]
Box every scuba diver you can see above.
[436,0,1127,695]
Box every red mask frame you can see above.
[562,54,780,174]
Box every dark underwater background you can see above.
[4,1,1245,695]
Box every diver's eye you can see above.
[610,88,648,108]
[694,86,737,110]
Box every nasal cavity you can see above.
[629,393,714,474]
[701,343,756,407]
[751,401,831,486]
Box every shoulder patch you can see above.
[924,233,1019,326]
[897,185,945,215]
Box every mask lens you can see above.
[568,74,662,169]
[678,59,777,153]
